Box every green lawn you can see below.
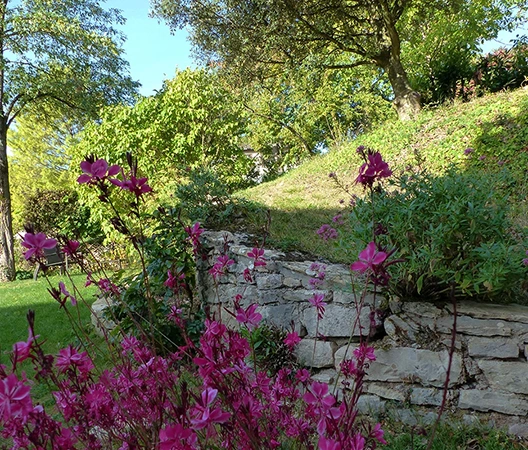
[0,273,98,366]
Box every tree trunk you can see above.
[0,118,15,281]
[379,51,421,121]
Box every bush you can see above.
[21,189,103,242]
[334,163,528,301]
[175,166,266,231]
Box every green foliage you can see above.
[71,68,252,205]
[175,167,266,231]
[21,189,103,242]
[108,208,202,353]
[342,167,527,301]
[241,323,298,375]
[239,63,394,175]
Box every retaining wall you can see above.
[198,230,528,437]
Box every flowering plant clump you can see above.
[0,155,389,449]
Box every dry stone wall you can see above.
[198,231,528,437]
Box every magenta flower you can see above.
[59,281,77,306]
[165,270,186,292]
[303,382,335,410]
[247,247,267,267]
[319,436,342,450]
[353,343,376,362]
[110,174,153,197]
[309,293,327,319]
[0,374,33,422]
[56,346,94,374]
[317,224,338,241]
[190,388,230,430]
[12,328,38,365]
[235,304,262,329]
[355,151,392,187]
[61,240,80,256]
[160,424,197,449]
[464,147,474,155]
[209,254,234,280]
[77,158,120,184]
[21,232,57,260]
[284,331,301,349]
[350,433,366,450]
[350,242,387,274]
[370,423,387,444]
[523,250,528,266]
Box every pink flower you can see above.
[350,433,366,450]
[185,222,204,254]
[56,346,94,374]
[319,436,342,450]
[355,151,392,186]
[0,374,33,422]
[303,382,335,410]
[247,247,267,267]
[464,147,474,155]
[235,304,262,329]
[110,174,153,197]
[317,224,338,241]
[165,270,186,292]
[284,331,301,349]
[370,423,387,444]
[77,158,120,184]
[209,254,234,280]
[59,281,77,306]
[309,293,327,319]
[350,241,387,274]
[21,232,57,260]
[353,343,376,362]
[12,328,38,364]
[160,424,197,449]
[190,388,230,430]
[61,240,80,256]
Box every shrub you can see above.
[335,164,528,301]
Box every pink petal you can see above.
[372,251,387,265]
[77,174,91,184]
[350,261,368,273]
[107,164,121,176]
[80,161,92,173]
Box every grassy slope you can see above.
[239,88,528,261]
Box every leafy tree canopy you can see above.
[0,0,139,281]
[152,0,527,120]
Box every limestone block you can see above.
[384,315,418,341]
[477,360,528,394]
[509,423,528,438]
[283,289,330,303]
[283,277,302,288]
[402,302,445,319]
[356,395,386,415]
[334,345,357,369]
[361,347,463,387]
[435,316,514,337]
[91,296,117,337]
[333,291,379,305]
[204,284,258,304]
[257,290,284,305]
[259,303,301,331]
[446,301,528,324]
[365,383,409,402]
[302,303,371,338]
[467,336,519,359]
[297,339,336,368]
[458,389,528,415]
[311,369,338,384]
[255,273,283,290]
[410,387,444,406]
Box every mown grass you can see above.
[238,88,528,261]
[0,273,99,366]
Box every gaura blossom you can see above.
[284,331,301,349]
[61,240,80,256]
[355,151,392,187]
[59,281,77,306]
[160,424,197,450]
[370,423,387,444]
[21,232,57,260]
[247,247,266,267]
[110,174,153,197]
[190,388,230,430]
[309,293,327,320]
[350,242,387,274]
[0,374,33,422]
[318,436,341,450]
[56,346,94,374]
[77,158,120,185]
[353,343,376,362]
[235,304,262,329]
